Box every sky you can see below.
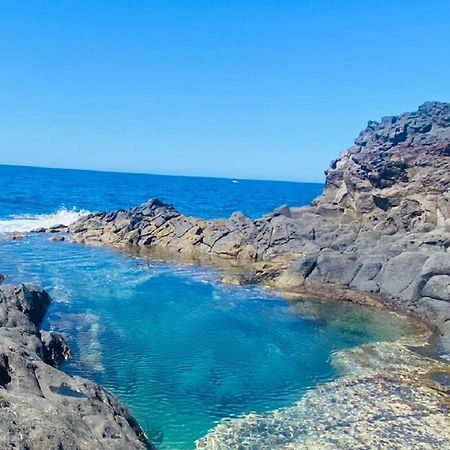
[0,1,449,182]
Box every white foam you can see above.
[0,208,90,233]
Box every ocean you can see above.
[0,164,324,231]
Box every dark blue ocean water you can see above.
[0,165,409,449]
[0,164,324,221]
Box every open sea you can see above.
[0,165,409,449]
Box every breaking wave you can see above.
[0,208,90,233]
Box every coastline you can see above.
[1,101,450,448]
[48,102,450,362]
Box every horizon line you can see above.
[0,163,325,185]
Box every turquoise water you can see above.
[0,235,408,449]
[0,165,408,448]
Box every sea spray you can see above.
[0,207,89,233]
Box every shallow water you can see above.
[0,235,413,449]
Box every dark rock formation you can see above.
[50,102,450,356]
[317,101,450,233]
[0,283,152,449]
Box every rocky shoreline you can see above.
[4,101,449,448]
[0,281,153,449]
[52,101,450,359]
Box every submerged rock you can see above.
[0,231,27,242]
[0,283,153,450]
[196,336,450,450]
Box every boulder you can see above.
[354,279,380,293]
[273,204,292,218]
[420,252,450,277]
[308,252,362,286]
[417,297,450,323]
[40,331,72,367]
[377,253,429,298]
[421,275,450,301]
[211,231,245,258]
[0,284,52,327]
[350,262,382,288]
[289,255,317,279]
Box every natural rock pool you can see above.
[0,235,415,449]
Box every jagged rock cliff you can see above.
[48,101,450,356]
[317,101,450,232]
[0,283,152,449]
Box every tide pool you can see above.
[0,235,411,449]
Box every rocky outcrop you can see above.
[318,101,450,232]
[51,102,450,357]
[0,282,152,449]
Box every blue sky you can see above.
[0,1,449,182]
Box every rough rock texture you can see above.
[55,101,450,357]
[0,283,152,450]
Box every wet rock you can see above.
[11,231,26,240]
[48,224,69,233]
[0,232,27,242]
[222,272,260,286]
[40,331,72,367]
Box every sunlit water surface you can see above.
[0,236,411,449]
